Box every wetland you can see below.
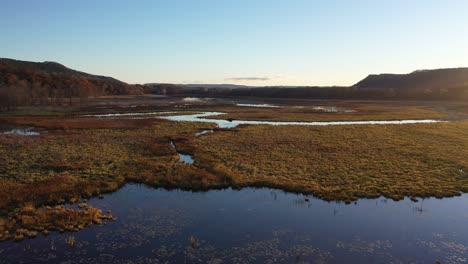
[2,183,468,263]
[1,96,468,263]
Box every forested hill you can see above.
[0,58,142,109]
[354,68,468,96]
[2,58,467,108]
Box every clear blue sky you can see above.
[2,0,468,85]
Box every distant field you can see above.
[203,103,447,122]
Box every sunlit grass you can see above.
[0,103,467,240]
[193,121,468,203]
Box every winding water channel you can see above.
[1,127,41,136]
[161,112,443,128]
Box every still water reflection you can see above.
[161,112,443,129]
[1,184,468,263]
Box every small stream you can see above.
[1,127,41,136]
[161,112,444,129]
[170,141,194,165]
[195,129,214,136]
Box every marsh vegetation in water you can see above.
[1,184,468,263]
[0,101,467,263]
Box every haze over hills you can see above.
[1,58,468,110]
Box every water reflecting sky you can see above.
[2,184,467,263]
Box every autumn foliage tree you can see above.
[0,58,143,110]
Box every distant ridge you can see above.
[148,68,468,93]
[354,67,468,91]
[1,58,467,108]
[145,68,468,100]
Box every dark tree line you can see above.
[145,68,468,101]
[143,83,468,101]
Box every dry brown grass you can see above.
[0,203,113,241]
[0,116,157,129]
[193,121,468,202]
[0,118,220,212]
[0,102,467,240]
[0,116,222,239]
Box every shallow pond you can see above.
[161,112,443,129]
[171,141,195,165]
[1,127,41,136]
[177,153,194,164]
[1,184,468,263]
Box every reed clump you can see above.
[0,203,113,241]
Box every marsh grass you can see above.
[0,117,219,240]
[193,121,468,202]
[0,104,467,240]
[202,103,448,122]
[0,203,112,241]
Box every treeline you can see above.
[144,84,468,101]
[0,58,143,110]
[145,68,468,100]
[145,68,468,101]
[2,58,467,110]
